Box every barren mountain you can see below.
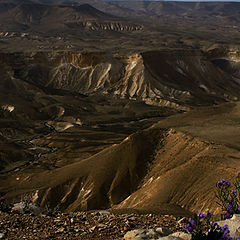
[11,50,240,110]
[1,100,240,216]
[0,1,142,32]
[95,1,240,22]
[0,0,240,224]
[0,48,240,216]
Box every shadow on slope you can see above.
[1,102,240,216]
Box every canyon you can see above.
[0,0,240,221]
[1,48,240,216]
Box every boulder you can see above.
[158,232,191,240]
[217,214,240,239]
[12,202,41,215]
[124,229,162,240]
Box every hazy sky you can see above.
[102,0,240,2]
[103,0,240,1]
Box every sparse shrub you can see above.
[182,210,232,240]
[182,172,240,240]
[216,173,240,219]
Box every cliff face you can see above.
[4,49,240,111]
[0,2,143,32]
[1,49,240,215]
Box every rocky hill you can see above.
[8,49,240,110]
[0,1,142,32]
[0,48,240,216]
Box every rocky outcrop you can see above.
[2,49,239,112]
[218,214,240,239]
[124,214,240,239]
[124,230,191,240]
[0,2,143,32]
[65,21,143,32]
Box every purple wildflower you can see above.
[0,196,4,201]
[225,203,232,211]
[224,211,233,219]
[197,212,206,218]
[182,218,197,233]
[230,190,237,197]
[217,179,231,188]
[220,224,232,240]
[208,221,221,230]
[207,210,213,216]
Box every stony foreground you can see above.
[0,211,182,239]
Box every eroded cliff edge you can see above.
[0,48,240,215]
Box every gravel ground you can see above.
[0,211,183,239]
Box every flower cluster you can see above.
[217,179,231,188]
[182,211,232,240]
[216,173,240,219]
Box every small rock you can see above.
[12,202,41,215]
[232,214,240,221]
[90,226,96,231]
[124,229,161,239]
[124,226,130,231]
[155,226,172,236]
[177,218,187,224]
[218,214,240,238]
[0,233,4,239]
[124,229,146,239]
[170,232,191,240]
[98,223,107,228]
[159,231,191,240]
[57,227,65,233]
[98,210,111,215]
[129,217,137,221]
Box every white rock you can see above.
[98,223,107,228]
[232,214,240,221]
[158,236,184,240]
[177,217,187,224]
[1,104,14,112]
[98,210,111,215]
[90,226,96,232]
[170,232,191,240]
[0,233,4,239]
[217,214,240,239]
[124,229,161,239]
[160,214,240,240]
[155,227,172,235]
[158,232,191,240]
[12,202,41,215]
[159,232,190,240]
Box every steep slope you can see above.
[0,2,142,32]
[11,49,240,111]
[1,102,240,215]
[1,49,240,215]
[100,1,240,23]
[0,52,176,174]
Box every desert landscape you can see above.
[0,0,240,239]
